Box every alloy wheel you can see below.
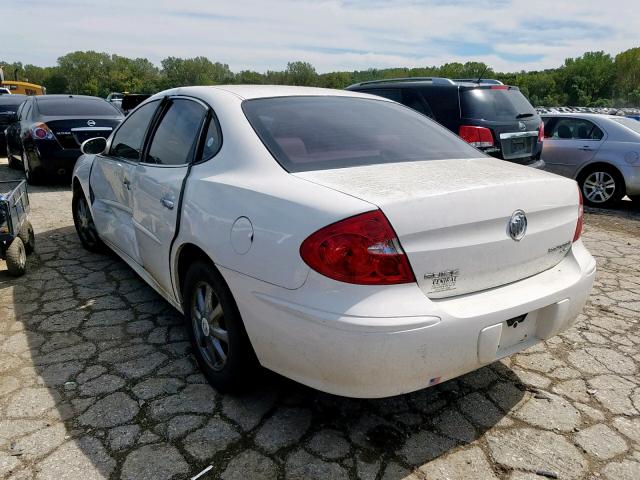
[583,171,616,204]
[75,197,99,245]
[191,281,229,372]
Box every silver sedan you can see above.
[541,113,640,207]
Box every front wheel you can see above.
[5,237,27,276]
[72,192,106,253]
[183,261,257,392]
[579,167,624,208]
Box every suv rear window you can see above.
[243,96,479,173]
[36,98,121,116]
[461,88,536,121]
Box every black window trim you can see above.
[105,98,163,165]
[139,95,214,168]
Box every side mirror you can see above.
[81,137,107,155]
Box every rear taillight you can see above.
[538,121,544,142]
[490,85,509,90]
[459,125,494,148]
[573,185,584,242]
[300,210,415,285]
[31,123,54,140]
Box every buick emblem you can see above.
[518,121,526,131]
[508,210,527,241]
[87,120,96,127]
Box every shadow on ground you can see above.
[0,224,530,480]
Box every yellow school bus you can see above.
[0,80,46,96]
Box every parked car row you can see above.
[3,79,639,207]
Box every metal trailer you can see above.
[0,180,34,276]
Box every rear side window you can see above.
[461,88,536,121]
[36,98,121,116]
[548,118,603,140]
[243,96,480,173]
[145,99,206,165]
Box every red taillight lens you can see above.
[490,85,509,90]
[300,210,415,285]
[538,121,544,142]
[573,185,584,242]
[31,123,54,140]
[459,125,494,148]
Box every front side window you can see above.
[110,101,159,160]
[549,118,603,140]
[243,96,480,173]
[145,99,206,165]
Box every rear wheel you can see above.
[18,220,35,255]
[23,151,42,185]
[183,260,257,391]
[72,192,106,252]
[6,145,20,169]
[5,238,27,277]
[578,166,624,208]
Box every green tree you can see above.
[160,56,232,88]
[559,51,615,106]
[57,51,112,96]
[614,47,640,106]
[285,61,317,86]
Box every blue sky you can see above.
[1,0,637,73]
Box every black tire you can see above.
[23,151,42,185]
[183,260,257,392]
[72,191,106,253]
[18,220,35,255]
[578,165,624,208]
[6,237,27,277]
[6,145,20,169]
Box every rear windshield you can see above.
[242,96,480,172]
[0,98,26,112]
[614,117,640,135]
[36,98,121,116]
[461,88,537,121]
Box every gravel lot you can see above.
[0,156,639,480]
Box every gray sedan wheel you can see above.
[580,168,623,207]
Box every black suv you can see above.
[346,77,545,168]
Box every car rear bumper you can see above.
[220,240,596,398]
[31,141,81,174]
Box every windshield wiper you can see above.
[516,113,534,119]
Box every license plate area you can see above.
[501,136,534,159]
[496,312,539,358]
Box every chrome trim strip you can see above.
[499,131,538,139]
[71,127,113,132]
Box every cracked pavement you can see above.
[0,157,639,480]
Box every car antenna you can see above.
[476,66,488,84]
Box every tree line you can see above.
[2,47,639,107]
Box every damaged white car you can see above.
[71,86,595,398]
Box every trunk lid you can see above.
[295,158,579,298]
[42,116,121,150]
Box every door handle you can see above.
[579,146,593,151]
[160,196,175,210]
[123,178,132,190]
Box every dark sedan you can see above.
[5,95,123,184]
[0,94,27,155]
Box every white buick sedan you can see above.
[72,86,596,398]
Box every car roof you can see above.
[0,94,27,104]
[540,112,619,120]
[35,94,108,102]
[171,85,386,101]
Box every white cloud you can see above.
[0,0,638,73]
